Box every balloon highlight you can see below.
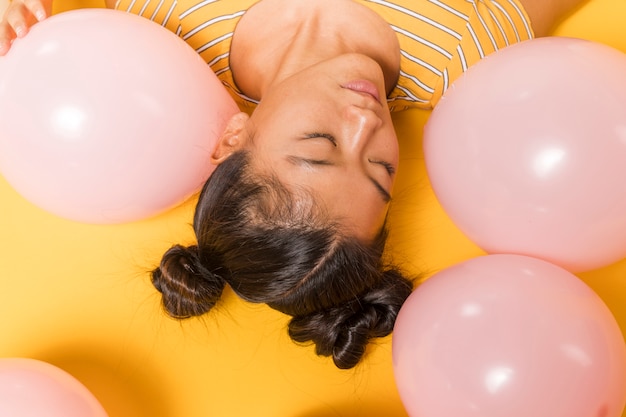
[424,37,626,272]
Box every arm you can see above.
[518,0,589,37]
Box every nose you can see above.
[340,105,383,153]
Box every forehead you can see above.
[247,157,391,243]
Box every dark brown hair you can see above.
[151,151,413,369]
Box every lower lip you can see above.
[341,80,381,103]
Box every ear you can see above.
[211,112,250,165]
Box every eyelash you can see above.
[305,132,395,175]
[305,132,337,146]
[372,159,396,176]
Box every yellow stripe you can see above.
[179,0,259,113]
[115,0,180,33]
[358,0,472,110]
[431,0,534,106]
[115,0,533,112]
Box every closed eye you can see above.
[302,134,394,175]
[286,156,333,166]
[305,132,337,147]
[369,159,396,176]
[285,155,391,203]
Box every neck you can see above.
[230,0,400,100]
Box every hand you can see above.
[0,0,52,56]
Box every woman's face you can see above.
[244,54,399,242]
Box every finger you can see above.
[21,0,47,21]
[4,2,30,37]
[0,21,16,56]
[0,40,11,56]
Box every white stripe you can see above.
[162,0,175,28]
[466,22,485,58]
[392,25,453,59]
[486,7,510,46]
[124,0,137,13]
[215,66,229,77]
[490,1,521,42]
[456,44,468,72]
[492,1,526,42]
[367,0,462,40]
[183,11,245,40]
[138,0,151,17]
[400,50,442,75]
[179,0,217,19]
[149,0,164,21]
[429,0,469,21]
[194,32,232,54]
[470,2,498,50]
[399,70,435,94]
[208,51,229,67]
[392,85,429,103]
[498,0,533,38]
[221,82,259,105]
[442,68,449,93]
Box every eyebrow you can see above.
[286,155,392,203]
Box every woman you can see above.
[0,0,587,368]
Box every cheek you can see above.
[378,118,400,161]
[386,129,400,160]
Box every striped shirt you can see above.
[115,0,534,111]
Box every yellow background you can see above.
[1,1,625,416]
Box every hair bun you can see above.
[151,244,227,319]
[288,270,413,369]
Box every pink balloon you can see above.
[392,254,626,417]
[0,9,238,223]
[424,37,626,272]
[0,358,108,416]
